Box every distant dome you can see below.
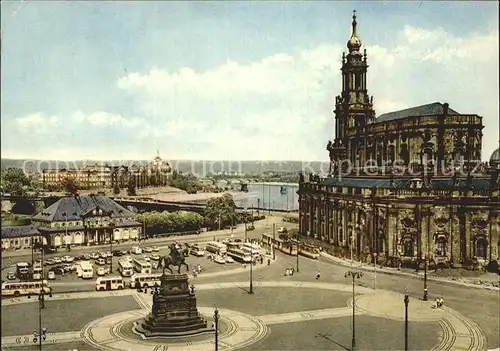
[490,148,500,168]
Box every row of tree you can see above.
[0,168,36,196]
[136,210,204,234]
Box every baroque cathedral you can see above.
[298,11,500,269]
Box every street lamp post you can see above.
[423,255,428,301]
[109,222,115,274]
[296,229,300,273]
[213,307,220,351]
[29,288,52,350]
[345,270,363,350]
[349,224,354,266]
[404,290,409,351]
[373,253,377,290]
[272,223,276,260]
[244,220,248,243]
[249,254,254,294]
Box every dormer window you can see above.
[93,209,97,215]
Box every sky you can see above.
[1,1,499,162]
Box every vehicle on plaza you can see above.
[16,262,30,278]
[241,243,262,259]
[150,254,160,261]
[77,261,94,279]
[32,265,43,280]
[190,246,205,257]
[96,267,107,276]
[118,260,134,277]
[205,241,227,255]
[298,243,320,259]
[131,246,143,255]
[98,252,107,259]
[90,252,100,259]
[226,242,252,263]
[49,267,65,275]
[62,264,74,273]
[214,255,226,264]
[105,251,113,258]
[225,256,234,263]
[62,255,74,263]
[47,271,56,280]
[95,276,124,291]
[151,246,159,252]
[1,280,51,297]
[123,256,133,263]
[52,257,62,264]
[96,258,106,266]
[129,273,162,289]
[44,259,55,265]
[142,255,151,262]
[83,254,91,260]
[277,227,287,234]
[112,250,124,257]
[7,272,16,280]
[132,258,152,274]
[143,247,153,253]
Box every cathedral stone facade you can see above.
[298,12,500,270]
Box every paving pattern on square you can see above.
[1,281,486,351]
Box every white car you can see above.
[277,227,287,233]
[105,251,113,258]
[152,246,160,252]
[52,257,62,264]
[142,255,151,262]
[150,254,160,261]
[143,247,153,253]
[62,256,74,263]
[96,258,106,266]
[90,253,100,259]
[96,267,106,276]
[131,247,142,255]
[214,256,226,264]
[44,259,54,265]
[47,271,56,280]
[225,256,234,263]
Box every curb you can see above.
[320,252,500,291]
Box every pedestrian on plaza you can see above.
[285,269,289,276]
[260,256,263,264]
[243,263,247,269]
[193,270,198,278]
[291,268,295,276]
[316,270,321,280]
[438,297,444,308]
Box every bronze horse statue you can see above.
[158,243,189,274]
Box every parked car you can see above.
[83,254,91,260]
[151,246,160,252]
[225,256,234,263]
[143,247,153,253]
[62,255,74,263]
[112,250,123,257]
[62,264,73,272]
[142,255,151,262]
[47,271,56,280]
[90,252,100,259]
[7,272,16,280]
[44,259,55,265]
[96,267,106,276]
[96,258,106,266]
[277,227,287,233]
[131,247,142,255]
[52,257,62,264]
[49,267,65,275]
[214,255,226,264]
[150,254,160,261]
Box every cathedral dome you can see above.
[490,148,500,168]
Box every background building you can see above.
[32,194,142,247]
[299,12,499,270]
[1,225,44,251]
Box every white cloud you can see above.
[2,25,498,161]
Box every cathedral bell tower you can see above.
[328,11,375,174]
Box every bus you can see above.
[132,259,152,274]
[16,262,30,277]
[77,261,94,279]
[96,276,125,291]
[226,242,252,263]
[205,241,227,255]
[241,242,262,259]
[118,259,134,277]
[129,273,162,289]
[1,280,51,297]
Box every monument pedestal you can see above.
[135,273,212,338]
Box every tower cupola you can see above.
[347,10,362,54]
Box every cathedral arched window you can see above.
[402,237,414,257]
[435,235,447,256]
[475,238,488,259]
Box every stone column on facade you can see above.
[490,213,499,260]
[387,206,397,258]
[428,208,435,261]
[466,212,472,259]
[450,206,460,264]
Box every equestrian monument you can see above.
[134,244,212,338]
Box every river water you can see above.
[231,183,299,211]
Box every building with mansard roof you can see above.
[32,194,142,247]
[298,11,499,270]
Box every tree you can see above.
[113,183,121,195]
[0,168,31,196]
[60,176,78,195]
[127,177,137,196]
[136,210,204,234]
[204,193,237,227]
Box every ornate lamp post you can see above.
[109,221,115,274]
[28,288,52,350]
[373,252,377,290]
[249,253,254,294]
[404,289,409,351]
[296,228,300,273]
[345,270,363,350]
[213,307,220,351]
[423,253,428,301]
[348,224,354,266]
